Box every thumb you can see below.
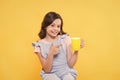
[50,43,54,47]
[56,44,62,48]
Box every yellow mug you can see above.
[71,37,81,51]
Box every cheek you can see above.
[46,28,51,32]
[58,28,61,32]
[46,29,50,34]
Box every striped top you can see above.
[32,34,77,79]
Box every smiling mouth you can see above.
[51,31,58,35]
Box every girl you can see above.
[32,12,84,80]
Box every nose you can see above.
[54,26,58,30]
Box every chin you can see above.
[52,35,57,37]
[51,34,58,38]
[52,33,58,36]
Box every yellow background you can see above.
[0,0,120,80]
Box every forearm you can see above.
[68,51,78,68]
[42,52,54,73]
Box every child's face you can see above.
[46,19,61,38]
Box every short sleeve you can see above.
[32,42,40,53]
[64,35,71,46]
[32,41,49,59]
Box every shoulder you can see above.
[60,34,70,39]
[60,34,71,45]
[32,39,43,47]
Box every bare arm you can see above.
[66,44,79,68]
[66,38,85,68]
[35,44,61,73]
[36,51,54,73]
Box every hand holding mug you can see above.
[71,37,85,51]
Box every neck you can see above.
[44,35,59,43]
